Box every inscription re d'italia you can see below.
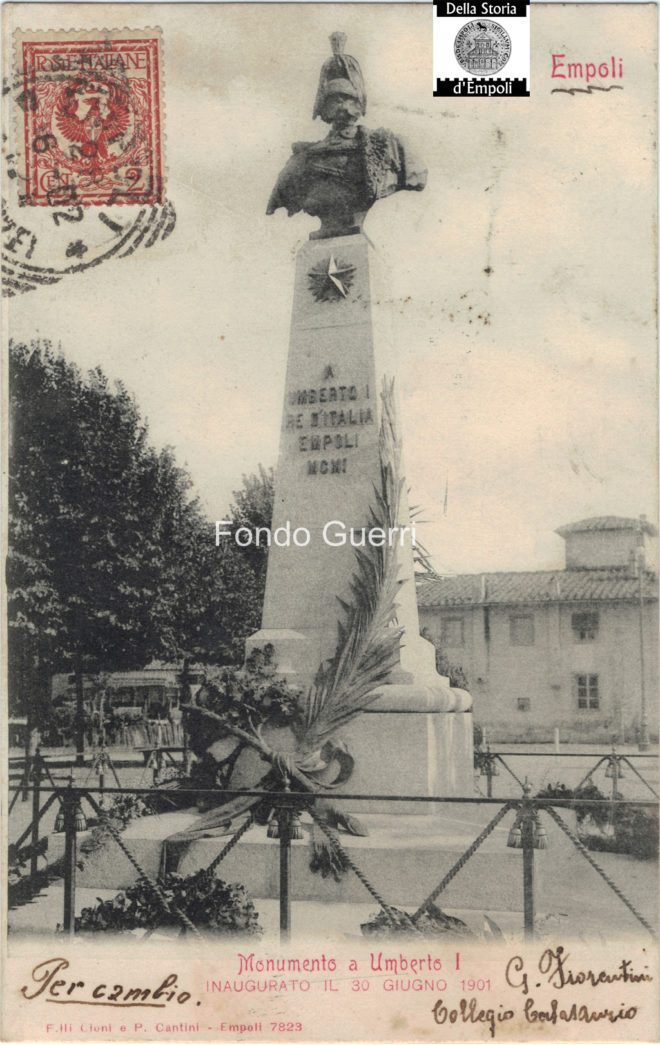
[286,409,374,430]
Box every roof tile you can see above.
[416,569,658,608]
[556,516,657,536]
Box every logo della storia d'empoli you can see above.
[454,19,512,76]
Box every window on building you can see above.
[517,697,531,712]
[509,614,535,646]
[441,617,464,647]
[572,611,599,642]
[575,674,599,710]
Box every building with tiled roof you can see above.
[417,517,658,743]
[555,516,657,534]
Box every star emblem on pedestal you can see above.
[308,255,356,302]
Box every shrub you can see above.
[536,781,658,859]
[588,804,658,861]
[361,903,474,938]
[75,869,261,935]
[536,781,611,829]
[79,790,171,866]
[104,793,154,828]
[183,647,302,759]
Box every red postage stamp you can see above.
[16,30,164,206]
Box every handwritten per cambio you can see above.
[21,958,198,1008]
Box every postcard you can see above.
[2,2,658,1043]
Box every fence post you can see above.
[521,789,535,941]
[183,732,192,776]
[62,778,78,936]
[98,744,105,807]
[29,748,42,893]
[22,749,33,803]
[485,748,495,798]
[278,802,292,944]
[609,745,622,800]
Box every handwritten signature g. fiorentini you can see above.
[21,957,200,1009]
[506,945,653,992]
[432,946,653,1039]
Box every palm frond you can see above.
[414,539,441,579]
[301,378,405,750]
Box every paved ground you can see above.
[8,887,526,941]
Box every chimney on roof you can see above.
[556,516,656,570]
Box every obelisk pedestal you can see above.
[246,233,473,806]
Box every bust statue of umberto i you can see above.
[267,32,427,238]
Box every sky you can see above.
[4,2,658,574]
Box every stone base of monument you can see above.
[336,708,474,814]
[245,628,475,812]
[77,807,539,915]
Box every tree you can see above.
[8,341,261,759]
[9,342,169,758]
[9,340,275,759]
[228,465,274,590]
[149,453,265,674]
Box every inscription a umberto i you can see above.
[285,371,374,477]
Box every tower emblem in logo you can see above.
[454,20,512,77]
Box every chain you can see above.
[573,756,607,796]
[9,754,39,815]
[9,783,23,815]
[621,757,659,800]
[307,804,418,932]
[412,801,515,923]
[495,755,525,789]
[544,805,656,938]
[205,809,260,875]
[85,793,203,939]
[44,764,63,791]
[157,808,259,939]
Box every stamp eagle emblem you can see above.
[18,31,164,206]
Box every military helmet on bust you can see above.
[313,32,367,120]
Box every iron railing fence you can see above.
[475,745,658,799]
[8,772,659,945]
